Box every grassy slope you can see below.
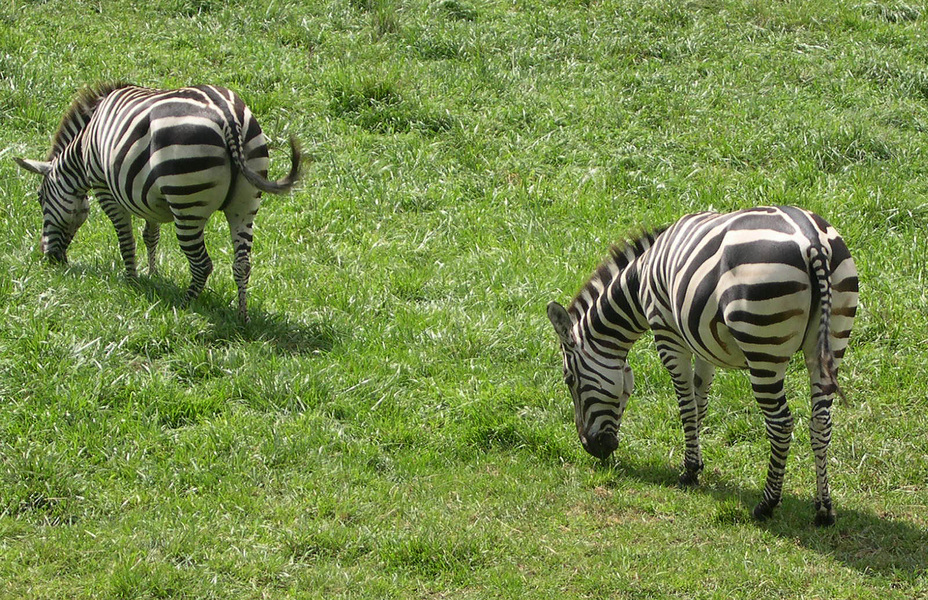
[0,0,926,597]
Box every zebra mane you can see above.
[48,81,132,160]
[568,225,668,316]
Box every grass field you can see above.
[1,0,927,597]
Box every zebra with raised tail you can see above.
[547,206,858,525]
[15,83,301,322]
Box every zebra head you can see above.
[547,301,634,461]
[14,157,90,263]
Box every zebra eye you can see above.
[564,372,576,387]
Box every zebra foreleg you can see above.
[143,221,161,275]
[679,356,716,486]
[694,356,715,437]
[97,193,139,280]
[749,368,794,521]
[174,221,213,306]
[656,340,704,486]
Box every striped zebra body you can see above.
[548,206,858,525]
[16,83,300,321]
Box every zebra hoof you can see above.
[678,459,703,487]
[752,499,778,522]
[182,288,202,307]
[678,469,700,487]
[814,503,836,527]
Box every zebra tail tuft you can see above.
[808,244,847,405]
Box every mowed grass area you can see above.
[1,0,927,597]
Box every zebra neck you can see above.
[53,138,91,194]
[574,267,648,359]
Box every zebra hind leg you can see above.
[805,347,838,527]
[810,403,836,527]
[749,367,794,522]
[231,240,251,323]
[225,194,260,323]
[143,221,161,275]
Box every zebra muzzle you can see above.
[583,431,619,460]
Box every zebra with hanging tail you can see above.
[547,206,858,525]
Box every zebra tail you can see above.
[237,134,302,195]
[808,244,847,405]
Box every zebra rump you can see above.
[548,206,858,525]
[15,83,301,321]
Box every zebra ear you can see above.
[14,157,52,176]
[547,301,576,347]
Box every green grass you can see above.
[1,0,927,597]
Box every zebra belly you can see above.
[109,152,232,224]
[649,307,749,369]
[669,263,812,370]
[708,304,809,370]
[690,318,749,369]
[115,192,175,224]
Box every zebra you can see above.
[547,206,858,525]
[15,83,301,322]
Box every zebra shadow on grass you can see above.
[63,263,342,355]
[599,457,928,582]
[139,276,342,355]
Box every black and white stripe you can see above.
[548,206,858,525]
[16,83,300,321]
